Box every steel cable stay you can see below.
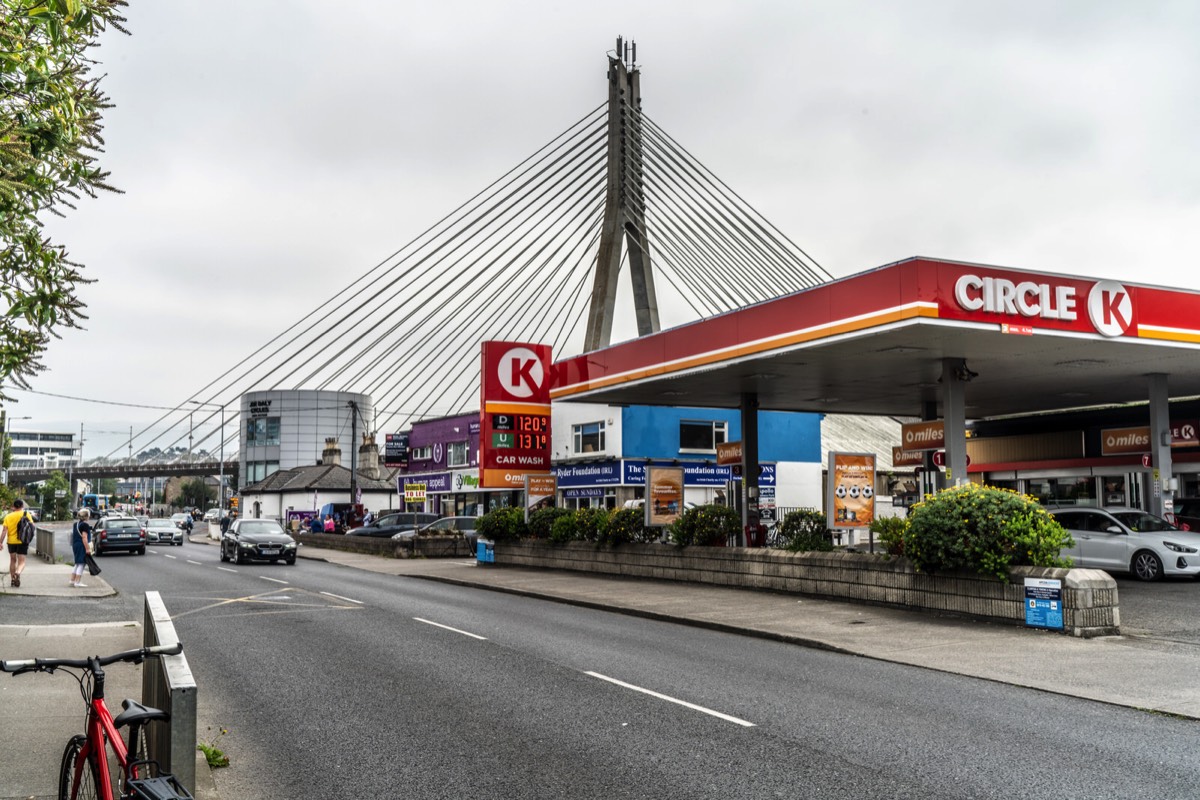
[319,149,608,393]
[275,123,608,390]
[327,162,607,402]
[637,136,801,304]
[638,111,830,286]
[105,107,607,460]
[369,198,607,432]
[618,161,752,313]
[637,117,814,298]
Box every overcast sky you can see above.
[12,0,1200,457]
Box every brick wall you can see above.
[298,533,474,559]
[491,542,1119,638]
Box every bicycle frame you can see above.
[64,657,141,800]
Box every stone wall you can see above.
[297,533,473,559]
[490,541,1119,638]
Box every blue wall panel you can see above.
[621,406,821,462]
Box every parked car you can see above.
[347,511,439,538]
[92,517,147,556]
[220,518,298,565]
[409,516,480,549]
[1048,506,1200,581]
[145,518,183,546]
[1170,498,1200,532]
[203,508,222,522]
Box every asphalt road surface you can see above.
[14,530,1200,799]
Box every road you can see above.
[15,529,1200,798]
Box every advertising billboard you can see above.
[384,432,409,468]
[828,452,876,529]
[645,466,685,528]
[480,341,553,488]
[524,474,557,522]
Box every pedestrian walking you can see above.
[69,509,93,588]
[323,515,335,533]
[2,498,34,588]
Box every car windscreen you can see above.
[149,519,174,526]
[238,521,285,535]
[1112,511,1177,532]
[109,521,141,530]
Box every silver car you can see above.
[1049,506,1200,581]
[145,518,184,546]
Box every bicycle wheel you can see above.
[59,734,101,800]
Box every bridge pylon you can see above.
[583,37,661,352]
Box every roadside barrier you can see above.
[142,591,199,793]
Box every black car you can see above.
[345,511,439,538]
[93,517,146,555]
[220,518,298,565]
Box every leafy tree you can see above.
[176,478,213,509]
[39,469,68,520]
[96,477,117,495]
[0,0,129,396]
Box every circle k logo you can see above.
[1086,281,1133,337]
[496,346,545,399]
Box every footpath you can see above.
[5,532,1200,798]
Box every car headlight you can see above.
[239,541,256,548]
[284,542,297,549]
[1163,541,1198,554]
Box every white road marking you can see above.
[320,591,364,605]
[217,567,237,573]
[163,554,177,560]
[413,618,487,640]
[186,560,203,566]
[584,672,756,727]
[259,576,288,584]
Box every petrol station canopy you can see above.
[550,257,1200,420]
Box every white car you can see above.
[145,518,184,546]
[1049,506,1200,581]
[203,508,221,522]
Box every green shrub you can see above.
[476,507,527,543]
[528,507,572,540]
[869,515,907,556]
[776,508,833,552]
[605,506,656,545]
[904,484,1074,580]
[549,513,578,544]
[670,504,740,547]
[574,507,610,542]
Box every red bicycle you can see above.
[1,642,193,800]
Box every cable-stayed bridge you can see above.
[12,40,831,486]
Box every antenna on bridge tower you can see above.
[584,37,660,351]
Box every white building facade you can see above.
[237,390,374,490]
[9,430,81,470]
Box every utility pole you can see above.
[348,400,358,510]
[583,36,660,351]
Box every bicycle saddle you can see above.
[114,698,170,728]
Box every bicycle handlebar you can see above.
[0,641,183,675]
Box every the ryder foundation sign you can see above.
[480,341,553,488]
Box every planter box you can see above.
[490,541,1119,638]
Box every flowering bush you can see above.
[670,504,740,547]
[869,515,907,556]
[476,507,527,543]
[528,507,572,540]
[904,484,1074,580]
[775,508,833,552]
[600,507,655,545]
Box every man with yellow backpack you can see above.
[2,498,36,588]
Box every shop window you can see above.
[448,441,469,468]
[245,460,279,484]
[679,420,728,453]
[573,422,606,454]
[411,445,433,461]
[245,417,281,446]
[1028,477,1097,507]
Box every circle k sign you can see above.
[482,341,553,405]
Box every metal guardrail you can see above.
[142,591,198,794]
[34,526,55,562]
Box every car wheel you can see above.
[234,548,244,565]
[138,547,146,556]
[286,557,296,565]
[219,546,227,562]
[1131,550,1163,581]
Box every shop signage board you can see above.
[892,446,925,467]
[1024,578,1064,630]
[404,483,427,503]
[1101,421,1199,455]
[900,420,944,452]
[479,341,552,488]
[384,432,409,468]
[524,474,557,522]
[645,466,685,528]
[398,472,452,494]
[828,452,876,529]
[716,441,742,466]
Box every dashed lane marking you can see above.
[584,671,756,727]
[413,617,487,640]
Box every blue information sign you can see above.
[1024,577,1064,630]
